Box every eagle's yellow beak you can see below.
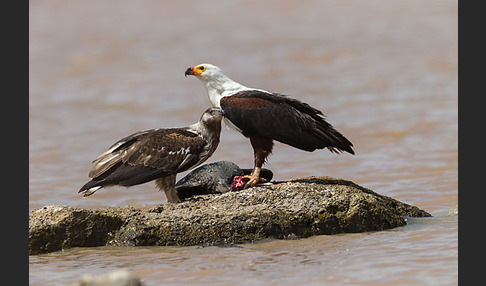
[185,65,205,77]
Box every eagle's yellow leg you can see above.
[245,137,273,189]
[243,166,267,189]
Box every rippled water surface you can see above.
[29,0,457,285]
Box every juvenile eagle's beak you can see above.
[185,67,195,77]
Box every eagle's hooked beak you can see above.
[184,67,194,77]
[185,65,205,77]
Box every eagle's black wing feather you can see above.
[221,90,354,154]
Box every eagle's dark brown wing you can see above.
[220,90,355,154]
[79,128,208,192]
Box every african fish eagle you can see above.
[185,64,355,188]
[79,107,224,203]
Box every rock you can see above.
[175,161,273,200]
[69,270,143,286]
[29,176,431,255]
[448,205,458,216]
[29,205,123,255]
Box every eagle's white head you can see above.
[185,63,223,79]
[185,63,251,107]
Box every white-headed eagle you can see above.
[185,64,355,188]
[79,107,224,203]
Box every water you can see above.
[29,0,458,285]
[29,217,457,285]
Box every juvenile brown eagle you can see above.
[185,64,354,188]
[79,107,224,203]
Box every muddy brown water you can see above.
[29,1,457,285]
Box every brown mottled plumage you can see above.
[79,107,223,203]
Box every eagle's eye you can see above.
[199,66,205,71]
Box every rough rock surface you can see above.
[29,176,431,255]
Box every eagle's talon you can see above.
[231,175,266,192]
[243,176,267,189]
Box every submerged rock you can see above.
[69,270,143,286]
[448,205,458,216]
[29,176,431,255]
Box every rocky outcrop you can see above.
[29,176,431,255]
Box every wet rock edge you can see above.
[29,176,431,255]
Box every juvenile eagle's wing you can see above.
[82,128,207,189]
